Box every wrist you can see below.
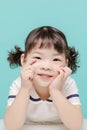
[49,87,60,96]
[21,86,32,95]
[50,89,63,102]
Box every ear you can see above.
[21,53,26,66]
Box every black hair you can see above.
[7,26,79,73]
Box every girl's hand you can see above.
[20,60,36,91]
[49,66,72,93]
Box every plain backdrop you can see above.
[0,0,87,119]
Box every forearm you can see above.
[50,89,83,130]
[4,87,30,130]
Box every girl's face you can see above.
[22,46,68,88]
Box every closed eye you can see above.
[53,58,61,61]
[33,57,41,60]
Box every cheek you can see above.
[33,61,41,68]
[54,61,67,68]
[52,64,61,71]
[25,57,33,65]
[52,64,62,76]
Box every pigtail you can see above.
[7,46,24,68]
[67,47,79,73]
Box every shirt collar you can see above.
[30,87,52,102]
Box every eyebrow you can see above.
[32,51,59,55]
[32,52,42,55]
[32,51,64,57]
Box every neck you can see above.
[34,85,50,100]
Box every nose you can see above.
[40,61,52,71]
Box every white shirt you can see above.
[7,76,81,125]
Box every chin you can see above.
[33,79,50,88]
[37,81,50,88]
[39,85,49,88]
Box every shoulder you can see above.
[62,77,81,105]
[7,77,21,107]
[62,76,79,96]
[9,76,21,91]
[13,76,21,86]
[63,76,77,88]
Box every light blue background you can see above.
[0,0,87,119]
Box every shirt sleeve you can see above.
[62,76,81,105]
[7,77,21,107]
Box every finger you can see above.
[23,59,36,69]
[25,59,36,66]
[26,73,33,80]
[30,59,36,65]
[61,66,72,77]
[22,67,34,78]
[58,69,64,77]
[21,70,33,80]
[64,66,72,74]
[22,66,32,72]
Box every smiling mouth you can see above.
[37,74,53,80]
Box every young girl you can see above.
[4,26,83,130]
